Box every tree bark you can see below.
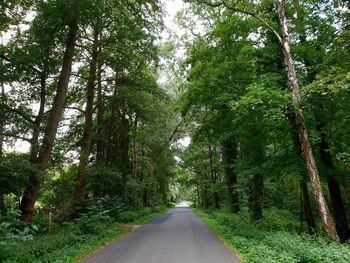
[74,29,99,202]
[287,109,317,235]
[20,18,78,221]
[319,135,350,242]
[0,82,5,158]
[277,0,338,240]
[96,48,105,167]
[208,145,219,208]
[131,115,138,178]
[248,173,264,221]
[222,136,240,213]
[116,108,130,184]
[291,0,347,239]
[301,181,317,235]
[0,194,5,217]
[93,56,104,198]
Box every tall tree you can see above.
[222,136,240,212]
[276,0,338,239]
[74,29,99,202]
[193,0,339,240]
[20,1,80,221]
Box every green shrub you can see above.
[194,207,350,263]
[139,207,152,216]
[117,211,138,223]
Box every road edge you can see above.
[75,205,176,263]
[191,207,246,263]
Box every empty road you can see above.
[81,203,241,263]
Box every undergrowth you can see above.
[0,199,174,263]
[193,207,350,263]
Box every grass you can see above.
[0,204,174,263]
[132,206,172,225]
[192,206,350,263]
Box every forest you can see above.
[0,0,349,262]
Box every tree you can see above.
[189,0,339,240]
[276,0,338,240]
[20,0,80,221]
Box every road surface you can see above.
[81,203,241,263]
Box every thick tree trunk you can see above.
[277,0,338,240]
[20,18,78,221]
[0,194,5,217]
[301,181,317,235]
[96,51,105,167]
[319,136,350,242]
[208,145,219,208]
[143,189,149,207]
[287,109,317,235]
[116,109,130,183]
[107,81,118,167]
[222,136,240,213]
[93,61,104,198]
[0,82,5,158]
[291,1,344,238]
[203,185,209,209]
[74,30,99,202]
[214,172,220,208]
[248,173,264,221]
[131,115,138,178]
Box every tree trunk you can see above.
[0,82,5,158]
[20,18,78,221]
[292,1,347,240]
[116,109,130,184]
[93,59,104,198]
[222,136,240,213]
[107,80,118,167]
[319,136,350,242]
[208,145,219,208]
[74,29,99,202]
[276,0,338,240]
[131,115,138,178]
[96,48,105,167]
[248,173,264,221]
[301,181,317,235]
[214,172,220,208]
[287,107,317,235]
[203,185,209,209]
[0,194,5,217]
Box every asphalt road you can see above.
[81,203,241,263]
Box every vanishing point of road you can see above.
[81,202,242,263]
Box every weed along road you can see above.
[81,203,241,263]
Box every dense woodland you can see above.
[0,0,350,262]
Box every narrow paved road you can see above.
[81,203,241,263]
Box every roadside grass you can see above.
[192,207,350,263]
[0,204,174,263]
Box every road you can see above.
[81,203,241,263]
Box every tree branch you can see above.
[0,133,32,143]
[196,0,283,45]
[1,103,34,123]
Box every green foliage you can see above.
[0,153,38,196]
[86,167,122,197]
[0,200,172,263]
[194,207,350,263]
[117,211,139,223]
